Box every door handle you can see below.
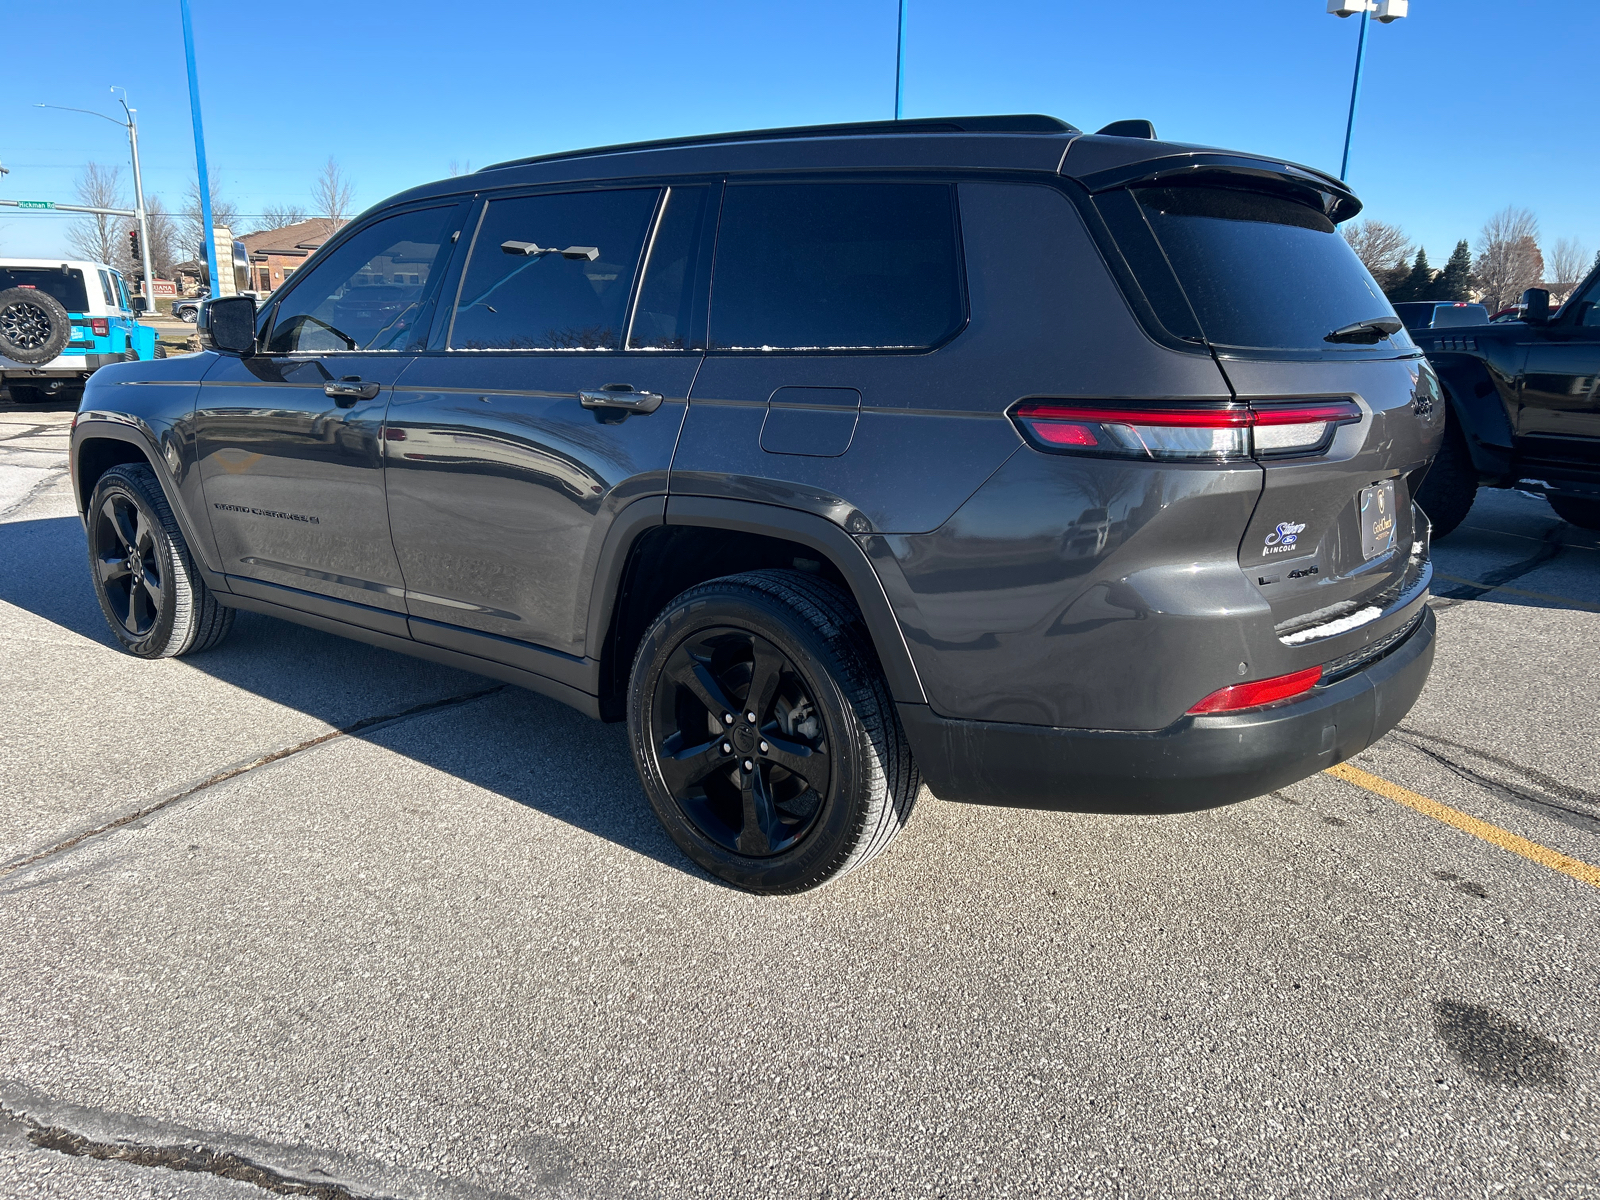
[324,376,381,406]
[579,385,663,415]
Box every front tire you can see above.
[627,570,919,893]
[1415,411,1477,539]
[1548,494,1600,530]
[86,463,235,658]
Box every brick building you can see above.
[240,218,341,295]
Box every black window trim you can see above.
[702,172,972,358]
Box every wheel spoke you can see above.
[134,509,156,553]
[735,763,781,857]
[124,577,140,630]
[762,734,825,791]
[96,552,130,584]
[672,657,738,723]
[141,567,163,612]
[745,639,785,723]
[103,497,137,550]
[657,738,727,794]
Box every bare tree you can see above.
[65,162,126,266]
[137,195,180,281]
[312,158,354,227]
[1548,237,1591,304]
[252,203,308,233]
[1342,219,1412,291]
[183,168,241,264]
[447,158,472,177]
[1473,206,1544,313]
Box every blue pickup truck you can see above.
[0,258,164,405]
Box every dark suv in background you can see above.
[70,115,1440,892]
[1411,274,1600,536]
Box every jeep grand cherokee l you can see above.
[69,114,1440,892]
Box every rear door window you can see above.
[449,188,660,351]
[97,270,118,309]
[627,185,713,350]
[708,182,964,351]
[0,267,90,313]
[1101,185,1407,353]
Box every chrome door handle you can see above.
[324,377,381,406]
[579,385,663,415]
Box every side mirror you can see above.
[197,295,257,355]
[1520,287,1551,324]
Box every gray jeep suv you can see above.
[69,115,1441,892]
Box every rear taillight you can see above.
[1186,666,1323,715]
[1011,400,1361,462]
[90,318,109,336]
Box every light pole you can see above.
[180,0,219,297]
[1327,1,1408,182]
[895,0,907,119]
[34,92,157,313]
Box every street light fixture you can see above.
[1327,0,1408,182]
[34,90,158,313]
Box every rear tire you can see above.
[86,463,235,658]
[1415,411,1477,539]
[627,570,919,893]
[1547,494,1600,530]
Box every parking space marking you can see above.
[1432,571,1600,613]
[1327,762,1600,889]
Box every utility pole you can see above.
[34,92,158,313]
[895,0,907,119]
[180,0,219,295]
[1326,1,1409,182]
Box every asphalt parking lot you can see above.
[2,402,1597,1199]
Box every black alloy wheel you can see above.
[85,462,235,658]
[0,300,53,352]
[651,627,831,858]
[628,570,920,893]
[93,491,165,638]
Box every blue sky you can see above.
[2,0,1594,267]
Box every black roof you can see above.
[481,115,1078,173]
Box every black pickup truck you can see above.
[1412,272,1600,536]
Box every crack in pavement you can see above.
[0,684,506,880]
[0,463,69,521]
[1393,726,1600,838]
[0,1082,527,1200]
[1432,521,1571,603]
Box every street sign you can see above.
[17,200,54,210]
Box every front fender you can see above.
[1426,351,1518,480]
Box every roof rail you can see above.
[480,114,1078,173]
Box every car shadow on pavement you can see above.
[0,514,694,880]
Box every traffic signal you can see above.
[128,228,141,262]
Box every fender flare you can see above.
[584,495,927,706]
[70,413,226,585]
[1427,352,1515,476]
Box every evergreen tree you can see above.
[1431,240,1473,302]
[1388,248,1432,302]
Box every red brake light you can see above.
[1012,400,1361,462]
[90,318,109,336]
[1187,666,1323,715]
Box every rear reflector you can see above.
[1186,665,1323,715]
[1012,400,1361,461]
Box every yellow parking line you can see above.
[1325,762,1600,889]
[1433,571,1600,613]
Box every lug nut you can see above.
[722,742,731,754]
[759,741,769,753]
[742,759,754,772]
[746,711,756,723]
[723,713,733,725]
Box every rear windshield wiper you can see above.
[1325,316,1403,344]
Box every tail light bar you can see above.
[1011,400,1362,462]
[1187,665,1322,714]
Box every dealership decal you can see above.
[1263,521,1306,555]
[213,502,320,525]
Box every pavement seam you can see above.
[1432,520,1570,602]
[0,683,506,879]
[0,463,69,521]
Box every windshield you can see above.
[1105,185,1408,353]
[0,267,90,313]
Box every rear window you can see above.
[1102,185,1405,353]
[709,182,964,351]
[0,267,91,313]
[1430,304,1488,328]
[1392,302,1435,331]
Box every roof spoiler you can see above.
[1073,152,1362,224]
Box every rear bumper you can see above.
[899,605,1435,812]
